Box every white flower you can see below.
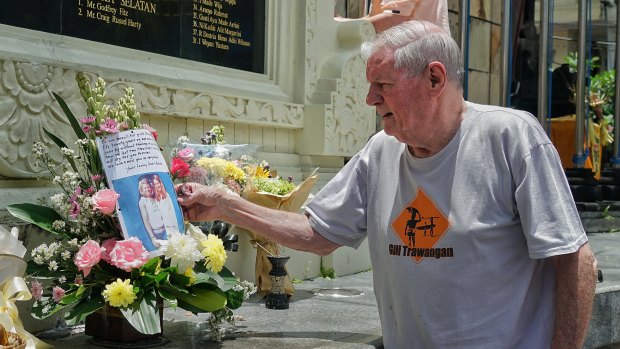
[50,194,67,206]
[75,139,89,146]
[159,231,202,272]
[61,250,71,260]
[233,280,257,299]
[61,148,75,156]
[52,220,66,230]
[48,260,59,271]
[32,141,48,156]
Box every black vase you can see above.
[265,255,290,310]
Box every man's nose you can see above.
[366,85,383,106]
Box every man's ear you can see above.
[427,62,447,91]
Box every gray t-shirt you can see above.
[305,102,588,348]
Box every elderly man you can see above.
[178,21,597,348]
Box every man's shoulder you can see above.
[466,102,542,130]
[467,102,535,120]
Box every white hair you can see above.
[361,21,464,86]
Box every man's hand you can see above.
[175,183,225,222]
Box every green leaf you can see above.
[31,298,67,320]
[192,267,237,292]
[225,289,245,310]
[177,284,227,313]
[6,203,76,239]
[170,273,192,288]
[141,257,161,274]
[26,260,54,277]
[60,285,88,305]
[218,267,240,291]
[154,270,169,284]
[157,287,177,303]
[160,283,226,313]
[120,291,161,335]
[64,297,105,325]
[52,92,87,140]
[43,128,80,173]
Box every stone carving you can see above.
[0,60,83,178]
[106,81,304,128]
[304,0,319,105]
[0,60,304,178]
[325,56,375,155]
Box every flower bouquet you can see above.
[170,129,318,298]
[4,73,251,342]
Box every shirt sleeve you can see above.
[515,142,588,259]
[305,151,369,249]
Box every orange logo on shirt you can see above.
[391,188,451,263]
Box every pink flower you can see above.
[171,157,191,179]
[69,201,81,219]
[92,189,119,215]
[142,124,158,141]
[52,286,65,303]
[117,121,129,131]
[80,116,96,124]
[74,240,103,277]
[100,238,118,263]
[30,280,43,301]
[176,148,195,162]
[99,118,119,133]
[109,237,150,272]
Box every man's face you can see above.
[365,50,435,150]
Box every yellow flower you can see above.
[196,157,228,178]
[201,235,227,273]
[225,161,246,183]
[251,164,270,179]
[102,279,137,308]
[184,267,196,286]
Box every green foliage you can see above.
[602,205,615,221]
[254,176,296,195]
[565,52,600,74]
[6,203,77,239]
[564,52,616,126]
[319,258,336,279]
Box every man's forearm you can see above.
[219,194,340,256]
[551,243,598,348]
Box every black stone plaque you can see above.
[0,0,265,73]
[0,0,61,33]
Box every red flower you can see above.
[171,157,191,179]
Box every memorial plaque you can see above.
[0,0,265,73]
[180,0,265,73]
[0,0,61,33]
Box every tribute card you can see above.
[96,128,185,252]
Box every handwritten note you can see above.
[97,129,168,181]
